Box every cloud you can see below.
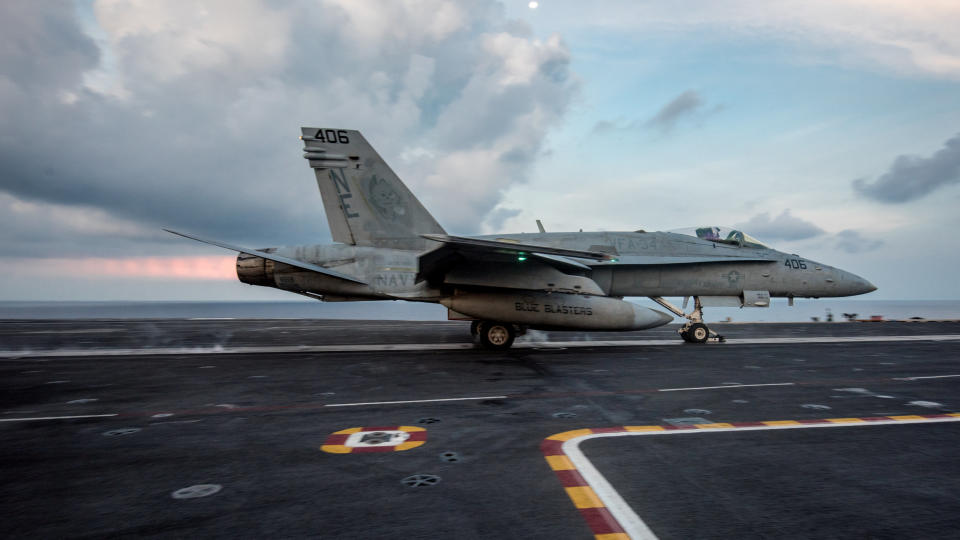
[548,1,960,80]
[834,229,883,254]
[646,90,703,133]
[484,207,522,231]
[737,209,825,241]
[9,256,237,280]
[593,90,720,135]
[0,0,577,261]
[853,132,960,203]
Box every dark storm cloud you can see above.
[853,132,960,203]
[0,1,577,258]
[737,209,825,241]
[0,2,99,90]
[834,229,883,254]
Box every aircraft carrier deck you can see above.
[2,319,959,539]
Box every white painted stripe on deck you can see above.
[0,413,117,422]
[893,374,960,381]
[563,416,960,540]
[1,334,958,358]
[658,382,794,392]
[324,395,507,407]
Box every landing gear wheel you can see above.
[470,320,481,336]
[479,321,516,350]
[687,322,709,344]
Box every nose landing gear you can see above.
[649,296,725,344]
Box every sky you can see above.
[2,0,959,301]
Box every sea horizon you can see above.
[1,299,957,323]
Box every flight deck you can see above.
[1,320,959,539]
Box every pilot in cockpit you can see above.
[696,226,721,241]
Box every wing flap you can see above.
[164,229,368,285]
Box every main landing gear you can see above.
[470,320,518,350]
[649,296,725,344]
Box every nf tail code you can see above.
[301,127,445,248]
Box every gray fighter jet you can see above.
[167,127,876,349]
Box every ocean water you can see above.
[0,299,956,322]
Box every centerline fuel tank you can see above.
[440,291,673,331]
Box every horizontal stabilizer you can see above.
[421,234,615,261]
[164,229,367,285]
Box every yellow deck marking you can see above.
[763,420,800,426]
[595,534,630,540]
[565,486,604,509]
[827,418,863,423]
[320,445,351,454]
[393,441,425,451]
[549,429,594,441]
[695,423,735,429]
[888,415,926,421]
[624,425,664,432]
[546,455,575,471]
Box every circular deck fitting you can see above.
[401,474,440,487]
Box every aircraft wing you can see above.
[416,234,612,284]
[164,229,368,285]
[416,235,779,284]
[420,234,615,261]
[612,255,780,265]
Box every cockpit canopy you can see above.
[672,226,769,249]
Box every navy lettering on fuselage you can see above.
[375,274,411,288]
[329,169,360,218]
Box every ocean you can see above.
[0,299,956,323]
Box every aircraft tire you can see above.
[479,321,516,350]
[470,320,481,336]
[687,323,709,343]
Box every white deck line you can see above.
[894,374,960,381]
[2,334,958,358]
[324,395,507,407]
[658,382,794,392]
[562,416,960,540]
[0,413,117,422]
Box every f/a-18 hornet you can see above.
[168,127,876,349]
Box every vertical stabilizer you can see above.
[301,127,445,248]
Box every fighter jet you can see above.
[167,127,876,349]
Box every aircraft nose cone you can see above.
[843,271,877,296]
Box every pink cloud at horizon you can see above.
[22,256,238,280]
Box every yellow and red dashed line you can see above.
[321,425,427,454]
[541,413,960,540]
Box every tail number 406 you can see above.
[314,129,350,144]
[785,258,807,269]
